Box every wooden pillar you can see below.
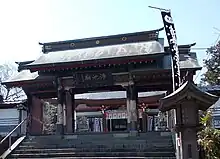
[26,94,32,135]
[29,95,43,135]
[56,78,64,135]
[152,115,155,131]
[65,90,73,133]
[126,84,138,135]
[18,107,22,134]
[103,113,107,132]
[142,112,147,132]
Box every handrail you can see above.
[0,116,29,150]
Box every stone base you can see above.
[63,125,67,133]
[129,130,138,137]
[56,124,64,135]
[127,121,138,136]
[127,121,138,131]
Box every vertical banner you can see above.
[161,11,181,91]
[161,10,182,159]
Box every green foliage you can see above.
[202,41,220,85]
[198,111,220,158]
[200,111,212,127]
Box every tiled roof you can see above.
[27,40,164,66]
[161,81,219,111]
[163,52,200,70]
[3,52,201,85]
[3,70,38,83]
[200,85,220,92]
[210,98,220,109]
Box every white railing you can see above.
[0,116,29,150]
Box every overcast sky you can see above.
[0,0,219,83]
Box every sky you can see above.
[0,0,220,83]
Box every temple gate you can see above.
[3,28,201,136]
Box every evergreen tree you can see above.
[202,41,220,85]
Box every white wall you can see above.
[0,108,27,136]
[0,109,19,125]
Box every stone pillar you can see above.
[71,92,76,133]
[63,97,67,133]
[182,129,198,159]
[101,106,107,132]
[65,90,72,133]
[126,84,138,135]
[160,81,219,159]
[56,78,64,135]
[176,101,200,159]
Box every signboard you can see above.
[105,110,142,120]
[161,11,181,90]
[73,71,113,88]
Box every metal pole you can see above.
[148,6,170,12]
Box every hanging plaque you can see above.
[73,71,113,88]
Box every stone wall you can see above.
[42,101,57,134]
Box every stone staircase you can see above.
[8,132,176,159]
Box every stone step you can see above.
[23,138,173,144]
[11,157,176,159]
[19,142,174,150]
[75,135,171,140]
[21,141,173,147]
[15,147,174,153]
[22,139,173,144]
[28,133,172,141]
[29,135,172,141]
[10,151,175,158]
[9,134,175,159]
[16,148,174,154]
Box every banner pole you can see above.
[148,6,170,12]
[149,6,182,159]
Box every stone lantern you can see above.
[160,81,219,159]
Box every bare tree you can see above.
[0,63,26,101]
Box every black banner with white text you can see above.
[161,11,181,91]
